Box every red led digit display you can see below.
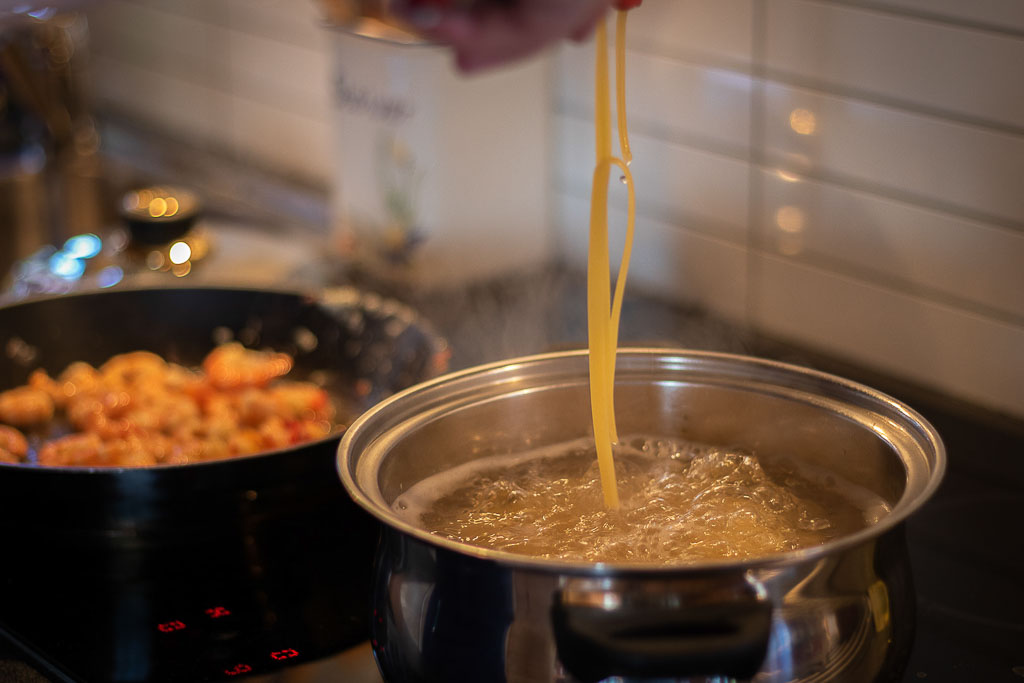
[157,620,186,633]
[205,606,232,618]
[269,648,299,661]
[224,663,252,676]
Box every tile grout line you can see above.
[744,0,769,329]
[553,106,1024,238]
[604,43,1024,139]
[809,0,1024,39]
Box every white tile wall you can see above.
[757,170,1024,320]
[840,0,1024,33]
[90,55,232,143]
[84,0,1024,419]
[555,42,753,156]
[225,30,332,119]
[761,83,1024,226]
[87,0,334,181]
[88,1,227,85]
[555,116,750,243]
[557,194,750,322]
[749,254,1024,414]
[764,0,1024,129]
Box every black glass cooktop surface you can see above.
[0,509,375,683]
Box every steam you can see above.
[413,265,752,371]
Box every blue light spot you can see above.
[48,251,86,280]
[97,266,124,288]
[64,233,103,259]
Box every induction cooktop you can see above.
[0,525,373,682]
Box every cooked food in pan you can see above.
[0,343,335,467]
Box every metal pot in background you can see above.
[0,10,107,279]
[338,349,946,682]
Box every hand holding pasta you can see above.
[408,0,639,72]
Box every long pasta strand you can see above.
[604,11,635,444]
[588,18,619,509]
[588,11,636,510]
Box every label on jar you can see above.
[327,30,552,290]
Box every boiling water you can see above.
[393,436,891,563]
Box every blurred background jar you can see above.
[319,0,553,297]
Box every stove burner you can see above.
[0,489,378,683]
[1,549,369,682]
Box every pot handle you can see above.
[551,592,772,682]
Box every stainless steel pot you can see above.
[338,349,945,682]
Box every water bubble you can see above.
[393,436,886,564]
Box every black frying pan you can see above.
[0,286,446,680]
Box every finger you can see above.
[427,0,612,72]
[568,5,607,42]
[429,12,552,71]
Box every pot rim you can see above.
[337,348,946,575]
